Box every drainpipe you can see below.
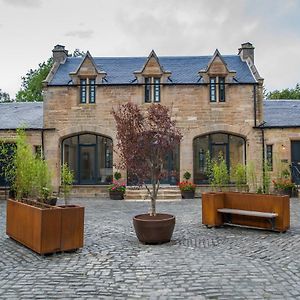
[253,85,257,127]
[258,121,266,192]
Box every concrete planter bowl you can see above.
[6,199,84,255]
[109,191,125,200]
[181,190,195,199]
[133,213,175,244]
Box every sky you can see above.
[0,0,299,98]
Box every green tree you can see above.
[16,58,53,102]
[15,49,86,102]
[0,89,13,102]
[266,83,300,100]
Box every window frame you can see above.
[209,77,217,102]
[80,78,96,104]
[219,77,225,102]
[209,76,226,103]
[80,79,87,103]
[144,77,161,103]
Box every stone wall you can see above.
[43,80,263,191]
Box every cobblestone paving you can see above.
[1,197,300,299]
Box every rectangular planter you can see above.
[202,192,290,232]
[6,199,84,254]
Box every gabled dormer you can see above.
[69,51,107,85]
[69,52,106,104]
[199,49,237,103]
[199,49,236,83]
[134,50,171,103]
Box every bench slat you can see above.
[217,208,278,218]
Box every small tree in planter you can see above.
[108,171,126,200]
[232,163,248,192]
[210,154,229,191]
[112,102,182,244]
[3,130,84,254]
[178,171,196,199]
[61,163,74,205]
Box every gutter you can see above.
[0,128,55,131]
[47,82,259,87]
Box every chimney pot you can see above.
[52,44,68,64]
[238,42,255,63]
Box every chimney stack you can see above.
[52,44,68,64]
[238,42,254,63]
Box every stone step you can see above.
[125,186,181,201]
[0,188,9,200]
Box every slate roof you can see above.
[263,100,300,127]
[49,55,257,86]
[1,100,299,130]
[0,102,43,129]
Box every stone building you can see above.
[0,42,299,197]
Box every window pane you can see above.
[210,77,216,102]
[193,135,209,184]
[229,135,245,178]
[79,134,96,145]
[211,133,228,144]
[62,136,78,184]
[89,79,96,103]
[154,78,160,102]
[219,77,225,102]
[80,79,87,103]
[97,137,113,184]
[145,77,151,103]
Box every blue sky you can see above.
[0,0,299,98]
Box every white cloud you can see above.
[65,30,94,40]
[1,0,42,7]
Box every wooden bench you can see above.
[217,208,278,230]
[202,192,290,232]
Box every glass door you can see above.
[79,145,96,184]
[291,141,300,185]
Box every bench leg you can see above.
[223,213,232,224]
[268,218,276,230]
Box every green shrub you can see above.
[232,163,247,191]
[61,163,74,205]
[183,171,191,181]
[114,171,122,181]
[211,154,229,191]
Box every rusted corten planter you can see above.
[6,199,84,254]
[202,192,290,232]
[133,213,175,244]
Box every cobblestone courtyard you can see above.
[1,197,300,299]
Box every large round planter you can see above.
[181,190,195,199]
[109,191,124,200]
[133,213,175,244]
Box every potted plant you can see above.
[4,129,84,254]
[112,102,182,244]
[273,178,296,197]
[179,171,196,199]
[108,172,126,200]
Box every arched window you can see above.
[193,133,245,184]
[62,133,113,185]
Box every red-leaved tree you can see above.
[112,102,182,216]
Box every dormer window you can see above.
[210,76,225,102]
[80,78,96,104]
[145,77,160,103]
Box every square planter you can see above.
[6,199,84,254]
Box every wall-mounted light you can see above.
[281,144,286,151]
